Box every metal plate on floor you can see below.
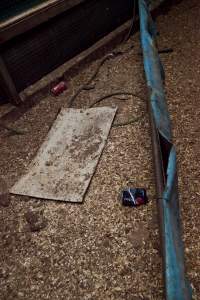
[10,107,117,202]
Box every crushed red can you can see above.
[121,188,148,207]
[51,81,67,96]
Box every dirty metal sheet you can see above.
[10,107,117,202]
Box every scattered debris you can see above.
[68,53,117,107]
[89,92,146,127]
[121,188,148,207]
[0,193,10,207]
[0,178,11,207]
[89,92,139,107]
[113,113,146,127]
[51,81,67,96]
[25,210,47,232]
[68,47,134,107]
[158,47,174,54]
[138,47,173,56]
[0,122,26,135]
[83,84,96,90]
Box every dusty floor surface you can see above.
[0,0,200,299]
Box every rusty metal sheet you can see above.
[10,107,117,202]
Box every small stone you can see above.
[0,178,10,207]
[25,210,47,232]
[18,292,24,298]
[113,286,122,292]
[0,194,11,207]
[0,193,11,207]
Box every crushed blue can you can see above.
[121,188,148,207]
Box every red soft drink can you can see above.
[51,81,67,96]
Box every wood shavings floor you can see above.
[0,0,199,299]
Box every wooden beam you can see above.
[0,55,21,105]
[0,0,84,44]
